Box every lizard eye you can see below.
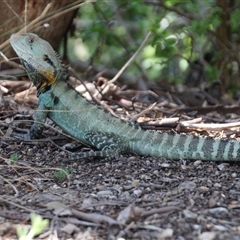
[27,36,35,44]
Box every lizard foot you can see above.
[62,150,118,162]
[12,132,31,141]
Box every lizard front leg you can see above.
[12,99,49,140]
[29,100,49,139]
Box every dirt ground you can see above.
[1,80,240,240]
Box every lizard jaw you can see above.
[20,58,56,95]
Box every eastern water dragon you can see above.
[10,33,240,161]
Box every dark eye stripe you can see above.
[43,54,55,68]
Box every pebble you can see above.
[213,225,228,231]
[232,172,237,178]
[213,183,221,188]
[133,189,142,197]
[97,190,113,199]
[193,160,202,166]
[159,228,173,238]
[209,198,217,208]
[217,163,228,171]
[199,231,216,240]
[178,181,196,191]
[127,156,137,161]
[161,163,170,168]
[132,180,140,187]
[27,148,33,156]
[183,210,198,220]
[207,207,228,214]
[119,191,131,200]
[198,186,210,192]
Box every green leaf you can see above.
[163,37,178,47]
[10,153,18,165]
[29,213,49,237]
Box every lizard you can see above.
[9,32,240,161]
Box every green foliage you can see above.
[205,65,219,83]
[17,213,49,240]
[54,167,73,180]
[230,9,240,32]
[74,0,240,92]
[10,153,18,165]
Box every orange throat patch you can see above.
[39,69,57,92]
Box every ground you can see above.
[1,79,240,240]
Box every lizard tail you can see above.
[130,130,240,161]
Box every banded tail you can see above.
[130,131,240,161]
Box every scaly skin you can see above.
[10,33,240,161]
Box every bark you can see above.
[1,0,79,68]
[216,0,235,94]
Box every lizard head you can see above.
[10,33,63,95]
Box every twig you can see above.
[28,0,94,33]
[130,102,157,122]
[0,173,19,196]
[0,3,51,51]
[157,0,196,20]
[109,31,152,83]
[0,0,93,51]
[68,68,99,105]
[94,2,150,82]
[180,121,240,131]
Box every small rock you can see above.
[209,198,217,208]
[105,163,111,168]
[161,163,170,168]
[146,160,150,165]
[127,156,137,161]
[232,172,237,178]
[183,210,197,220]
[192,224,201,230]
[97,190,113,199]
[198,186,210,192]
[199,231,216,240]
[213,183,221,188]
[193,160,202,166]
[73,180,84,185]
[178,181,196,191]
[132,180,140,187]
[89,193,98,198]
[207,207,228,214]
[217,163,229,171]
[133,189,142,197]
[27,148,33,156]
[145,187,151,192]
[61,223,79,234]
[119,191,131,200]
[213,225,228,231]
[140,174,151,180]
[159,228,173,238]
